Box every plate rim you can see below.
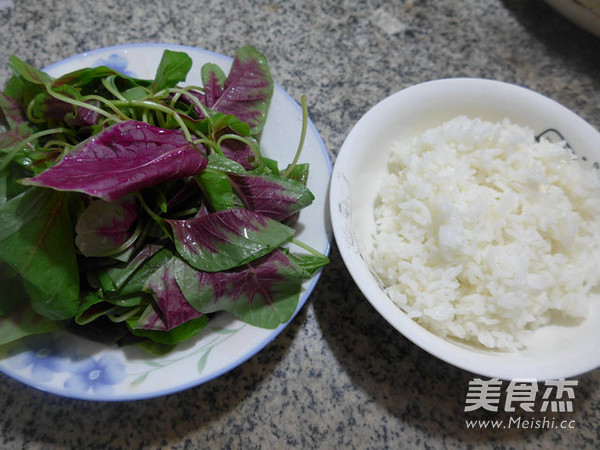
[0,42,332,401]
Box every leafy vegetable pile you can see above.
[0,47,328,355]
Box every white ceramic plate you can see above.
[330,78,600,381]
[0,43,332,400]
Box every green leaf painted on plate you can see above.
[197,348,211,374]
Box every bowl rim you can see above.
[543,0,600,38]
[330,77,600,381]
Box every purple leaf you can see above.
[165,178,203,211]
[201,63,225,108]
[0,127,27,150]
[175,48,272,135]
[175,250,304,328]
[66,101,100,127]
[34,85,97,125]
[36,93,99,126]
[0,93,34,149]
[40,96,74,122]
[210,47,273,134]
[21,120,208,201]
[219,136,256,170]
[0,91,27,129]
[166,208,295,272]
[229,173,314,221]
[141,259,204,331]
[74,195,139,257]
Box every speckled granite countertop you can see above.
[1,0,599,448]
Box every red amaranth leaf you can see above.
[21,120,208,201]
[141,259,204,331]
[219,136,256,170]
[211,47,273,134]
[174,250,304,328]
[229,173,314,221]
[200,63,225,108]
[74,195,139,257]
[0,91,27,129]
[166,208,295,272]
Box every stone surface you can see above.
[1,0,599,448]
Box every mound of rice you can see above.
[369,116,600,351]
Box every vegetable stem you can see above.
[45,86,122,123]
[112,99,193,142]
[216,134,260,159]
[0,127,71,171]
[290,238,328,259]
[101,76,127,101]
[170,86,211,119]
[108,306,143,323]
[90,221,143,258]
[283,95,308,178]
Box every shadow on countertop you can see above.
[311,243,600,447]
[0,305,307,448]
[501,0,600,68]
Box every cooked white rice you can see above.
[369,115,600,351]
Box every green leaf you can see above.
[0,189,79,320]
[8,55,53,85]
[136,339,176,356]
[151,50,193,93]
[287,252,330,277]
[0,91,27,130]
[0,261,30,315]
[196,168,235,211]
[122,86,150,101]
[2,75,27,104]
[0,173,5,205]
[114,248,174,297]
[0,305,59,346]
[0,188,57,241]
[201,63,226,92]
[53,66,118,88]
[127,315,208,345]
[106,294,147,308]
[259,157,280,174]
[97,245,170,294]
[2,73,46,116]
[205,152,246,174]
[75,291,116,325]
[283,162,310,185]
[0,165,31,204]
[74,196,139,257]
[208,112,251,136]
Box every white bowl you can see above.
[330,78,600,381]
[544,0,600,37]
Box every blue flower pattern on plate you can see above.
[6,336,73,382]
[92,53,137,77]
[2,323,243,398]
[64,354,125,395]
